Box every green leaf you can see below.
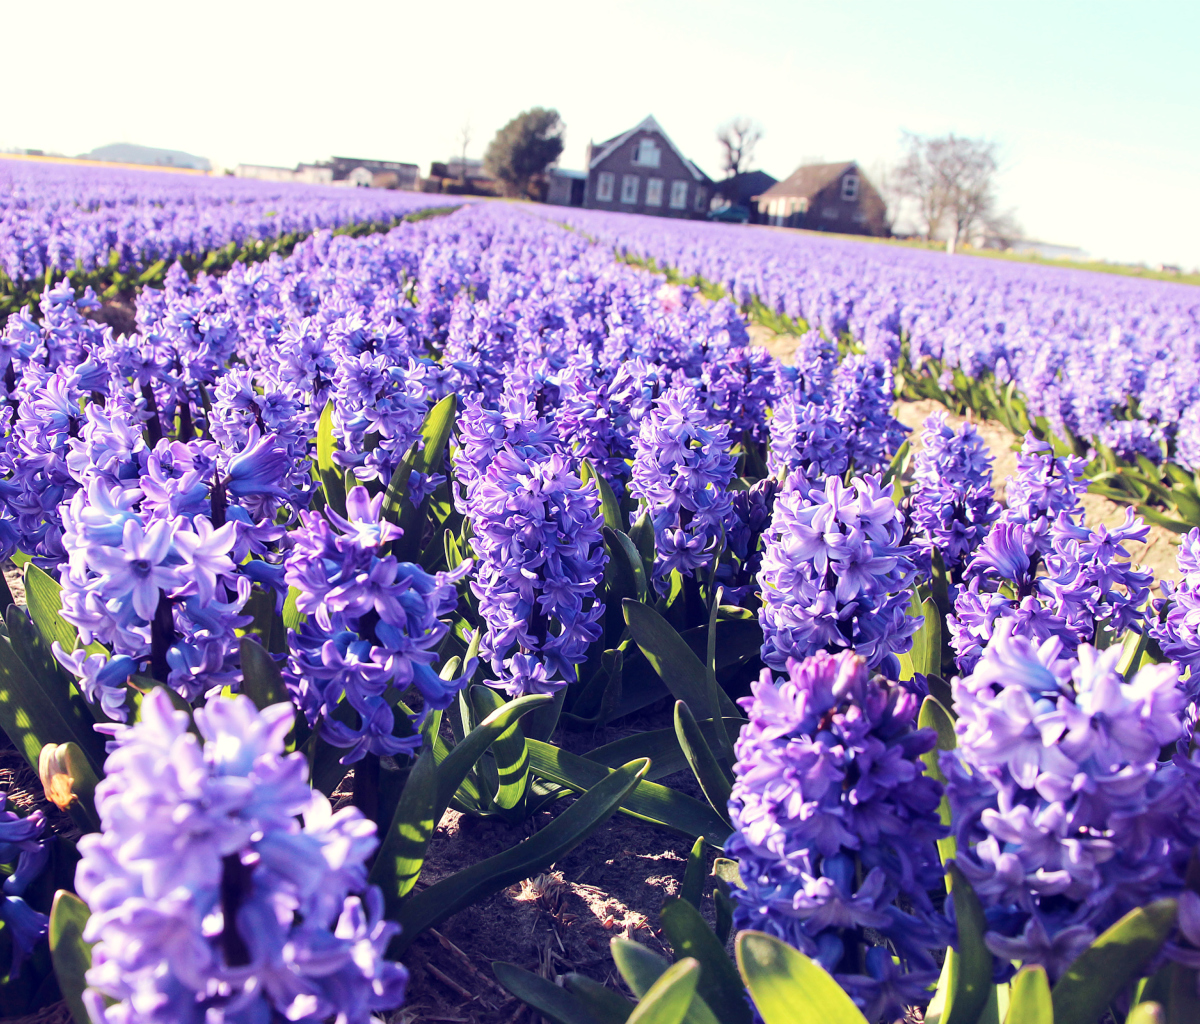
[942,865,996,1024]
[680,836,706,910]
[704,592,733,764]
[415,393,457,477]
[713,886,735,945]
[238,636,288,711]
[1005,966,1052,1024]
[881,438,911,489]
[526,739,731,844]
[492,961,621,1024]
[0,628,106,779]
[282,586,306,631]
[610,939,721,1024]
[1051,898,1178,1024]
[563,973,638,1022]
[605,527,649,607]
[49,890,93,1024]
[627,958,701,1024]
[369,747,438,912]
[585,720,746,782]
[435,693,551,819]
[471,685,531,812]
[623,600,741,721]
[918,696,958,864]
[24,564,88,655]
[735,930,868,1024]
[673,702,733,826]
[316,400,347,518]
[660,899,752,1024]
[390,758,649,956]
[910,595,942,678]
[582,459,622,532]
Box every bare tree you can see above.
[456,118,472,183]
[893,132,1004,252]
[717,117,764,178]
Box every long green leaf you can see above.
[1005,965,1051,1024]
[391,759,650,955]
[680,837,706,910]
[49,890,93,1024]
[623,600,741,720]
[526,739,730,844]
[918,695,957,864]
[673,702,733,826]
[563,974,638,1022]
[239,636,288,710]
[1126,1002,1165,1024]
[735,930,869,1024]
[435,693,551,817]
[586,720,746,781]
[471,685,531,812]
[0,631,105,778]
[415,393,457,476]
[610,939,720,1024]
[492,961,621,1024]
[660,899,752,1024]
[910,595,941,677]
[942,865,994,1024]
[369,747,438,912]
[316,400,347,517]
[582,459,622,532]
[1051,898,1178,1024]
[24,564,86,655]
[605,527,649,607]
[627,959,700,1024]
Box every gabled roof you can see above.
[588,115,705,182]
[756,161,857,200]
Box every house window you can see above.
[596,171,614,202]
[646,178,664,206]
[669,181,688,209]
[841,174,859,201]
[633,138,662,168]
[822,207,839,219]
[621,174,640,204]
[693,187,707,211]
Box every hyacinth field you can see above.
[2,163,1200,1024]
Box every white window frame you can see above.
[669,181,688,209]
[693,186,707,212]
[645,177,664,206]
[841,174,860,201]
[620,174,640,204]
[595,171,614,202]
[633,138,662,168]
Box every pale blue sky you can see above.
[3,0,1197,268]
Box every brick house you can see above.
[754,161,887,235]
[582,116,712,219]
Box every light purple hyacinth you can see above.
[758,473,919,678]
[948,506,1153,674]
[75,689,408,1024]
[629,384,736,594]
[284,485,472,762]
[466,447,606,695]
[909,413,999,576]
[945,621,1199,984]
[725,652,947,1022]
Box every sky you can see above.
[2,0,1198,269]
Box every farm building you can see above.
[754,161,887,235]
[582,116,712,220]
